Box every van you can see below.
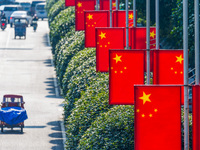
[35,3,47,20]
[31,0,45,16]
[0,5,22,23]
[20,2,31,13]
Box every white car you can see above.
[35,2,47,20]
[0,5,22,23]
[10,11,32,27]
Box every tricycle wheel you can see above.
[21,127,23,133]
[1,126,3,132]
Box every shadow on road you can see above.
[43,33,51,47]
[47,121,64,150]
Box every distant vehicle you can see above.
[1,18,7,30]
[0,5,22,23]
[35,2,47,20]
[14,18,27,39]
[31,0,45,16]
[19,2,31,13]
[10,11,32,27]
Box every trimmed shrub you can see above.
[49,7,75,52]
[46,0,59,13]
[78,105,135,150]
[48,0,65,24]
[65,71,110,149]
[55,31,85,90]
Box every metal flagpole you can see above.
[116,0,118,10]
[156,0,159,49]
[96,0,99,10]
[183,0,189,149]
[195,0,199,85]
[110,0,112,27]
[146,0,150,84]
[133,0,136,27]
[126,0,129,49]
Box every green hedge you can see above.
[47,0,65,24]
[65,71,110,149]
[46,0,59,13]
[49,7,75,52]
[55,31,85,90]
[78,106,135,149]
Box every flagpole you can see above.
[183,0,189,149]
[110,0,112,27]
[126,0,129,49]
[156,0,159,49]
[116,0,118,10]
[96,0,99,10]
[195,0,199,85]
[146,0,150,84]
[133,0,136,27]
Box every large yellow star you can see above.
[139,91,151,105]
[176,55,184,64]
[129,13,133,20]
[150,31,156,38]
[87,14,93,20]
[113,54,122,63]
[77,2,82,8]
[112,2,116,7]
[99,32,106,39]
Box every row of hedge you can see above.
[47,1,192,149]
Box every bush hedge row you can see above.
[47,1,193,149]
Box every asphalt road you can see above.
[0,20,64,150]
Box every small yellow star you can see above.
[139,91,151,105]
[124,67,127,69]
[129,13,133,20]
[150,30,156,38]
[176,55,184,64]
[115,71,117,73]
[113,54,122,63]
[171,67,173,70]
[87,14,93,20]
[180,71,183,74]
[99,32,106,40]
[154,109,158,112]
[120,71,123,73]
[136,109,140,112]
[111,67,113,70]
[112,2,116,7]
[142,114,145,117]
[149,114,153,117]
[77,2,82,8]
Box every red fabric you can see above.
[75,0,95,31]
[100,0,118,10]
[153,50,184,84]
[109,50,145,105]
[130,27,156,72]
[65,0,75,6]
[96,28,125,72]
[134,85,181,150]
[85,11,109,47]
[193,85,200,150]
[113,10,136,47]
[153,50,184,104]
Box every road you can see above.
[0,20,64,150]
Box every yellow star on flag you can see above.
[176,55,184,64]
[150,31,156,38]
[139,91,151,105]
[77,2,82,7]
[113,54,122,63]
[129,13,133,20]
[99,32,106,39]
[87,14,93,20]
[112,2,116,7]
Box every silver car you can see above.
[10,11,32,27]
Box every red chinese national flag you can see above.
[131,27,156,49]
[109,50,145,105]
[75,0,95,31]
[65,0,75,6]
[100,0,118,10]
[153,50,184,84]
[134,85,181,150]
[96,28,125,72]
[193,85,200,150]
[113,10,136,27]
[85,11,109,47]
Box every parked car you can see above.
[30,0,45,16]
[19,2,31,14]
[10,11,32,27]
[0,5,22,23]
[35,2,47,20]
